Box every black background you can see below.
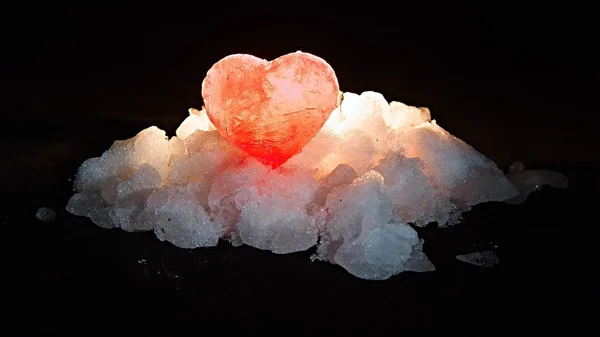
[2,3,597,335]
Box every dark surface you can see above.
[3,4,597,335]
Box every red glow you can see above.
[202,52,339,168]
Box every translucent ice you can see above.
[110,163,161,231]
[505,162,568,205]
[36,207,56,222]
[74,126,170,193]
[456,250,499,267]
[202,52,339,167]
[208,158,320,254]
[66,190,115,228]
[313,171,432,280]
[138,186,221,249]
[397,122,518,208]
[373,151,449,226]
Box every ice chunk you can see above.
[168,136,186,157]
[311,164,358,207]
[316,170,432,280]
[399,122,518,210]
[66,191,115,228]
[509,161,525,172]
[137,186,221,249]
[384,101,431,130]
[404,239,436,272]
[283,129,340,178]
[175,108,216,140]
[110,163,161,231]
[67,127,174,229]
[505,166,568,205]
[323,92,392,163]
[287,128,378,179]
[169,130,244,186]
[456,250,499,267]
[36,207,56,222]
[322,130,378,176]
[325,92,389,140]
[374,151,451,226]
[289,92,394,178]
[209,158,320,254]
[74,126,170,193]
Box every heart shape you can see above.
[201,51,339,168]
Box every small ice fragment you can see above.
[456,250,499,267]
[138,259,147,264]
[505,169,568,205]
[404,239,436,272]
[36,207,56,222]
[509,161,525,172]
[66,191,115,228]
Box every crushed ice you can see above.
[66,91,566,280]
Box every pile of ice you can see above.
[66,91,565,280]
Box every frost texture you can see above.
[65,91,560,280]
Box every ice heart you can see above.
[201,51,339,168]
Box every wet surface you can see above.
[3,4,598,335]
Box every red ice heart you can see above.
[201,51,339,168]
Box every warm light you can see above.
[65,52,563,281]
[383,102,431,130]
[290,91,433,179]
[201,51,339,168]
[175,108,216,139]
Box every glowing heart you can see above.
[201,51,339,168]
